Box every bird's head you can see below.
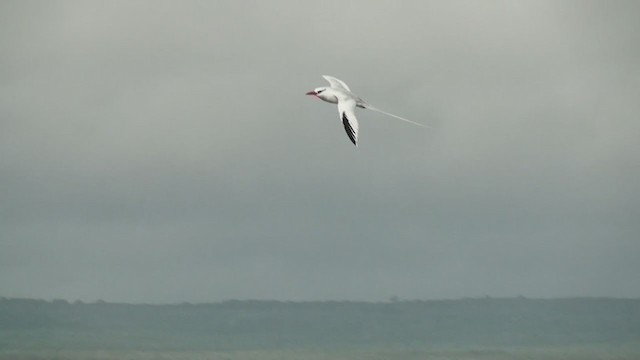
[305,87,327,98]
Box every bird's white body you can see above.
[306,75,425,146]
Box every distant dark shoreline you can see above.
[2,297,639,351]
[3,296,639,306]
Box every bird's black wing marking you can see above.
[342,112,357,146]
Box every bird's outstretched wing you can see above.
[323,75,352,92]
[338,98,359,146]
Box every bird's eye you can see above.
[317,89,324,94]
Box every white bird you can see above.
[306,75,426,146]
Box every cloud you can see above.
[0,1,639,303]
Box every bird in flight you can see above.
[306,75,426,146]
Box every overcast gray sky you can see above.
[1,1,639,303]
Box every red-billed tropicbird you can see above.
[306,75,426,146]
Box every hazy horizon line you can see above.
[3,295,639,306]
